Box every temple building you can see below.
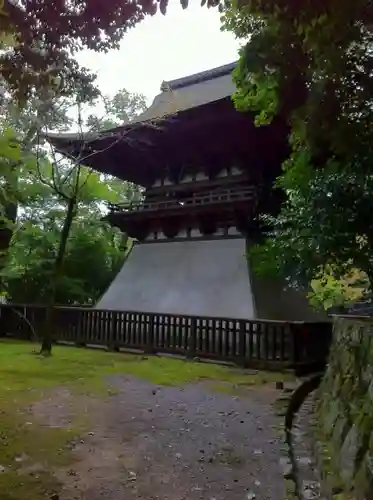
[47,62,322,321]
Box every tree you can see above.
[221,0,373,303]
[308,268,368,311]
[250,168,373,289]
[33,121,121,354]
[0,87,78,265]
[23,87,146,354]
[0,71,147,349]
[4,215,127,306]
[0,0,220,100]
[86,88,147,131]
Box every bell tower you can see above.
[47,63,323,321]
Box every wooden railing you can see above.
[109,186,256,214]
[0,304,332,371]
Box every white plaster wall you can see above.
[96,238,255,319]
[96,237,325,321]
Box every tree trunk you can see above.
[40,195,77,355]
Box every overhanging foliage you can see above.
[221,0,373,305]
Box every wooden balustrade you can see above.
[0,304,332,370]
[108,186,257,214]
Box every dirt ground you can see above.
[31,376,286,500]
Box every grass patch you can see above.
[0,393,83,500]
[0,406,81,500]
[0,469,60,500]
[0,340,290,499]
[0,340,289,395]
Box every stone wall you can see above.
[316,316,373,499]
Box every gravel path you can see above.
[35,376,286,500]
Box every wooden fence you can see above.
[0,304,332,371]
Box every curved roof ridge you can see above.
[162,61,237,91]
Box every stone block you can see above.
[367,451,373,480]
[339,425,359,484]
[354,454,373,499]
[280,456,293,479]
[301,479,320,500]
[332,416,349,449]
[317,318,373,498]
[322,400,345,436]
[369,434,373,455]
[368,379,373,402]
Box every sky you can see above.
[76,0,241,106]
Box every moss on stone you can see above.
[316,317,373,499]
[353,456,372,499]
[284,478,296,493]
[332,494,353,500]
